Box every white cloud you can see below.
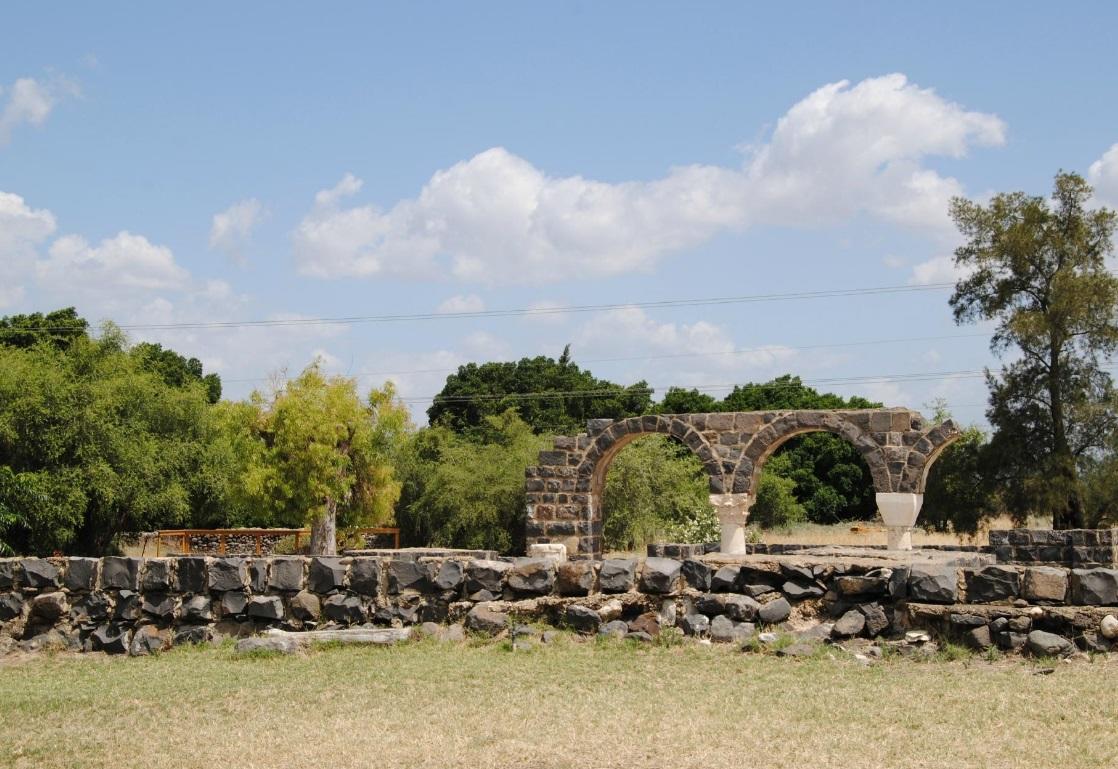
[435,294,485,313]
[1089,143,1118,208]
[295,74,1005,285]
[574,307,796,392]
[36,231,191,304]
[209,198,265,263]
[0,75,78,146]
[0,191,57,308]
[909,254,961,285]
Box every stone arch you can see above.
[898,419,963,494]
[577,415,726,504]
[731,412,893,496]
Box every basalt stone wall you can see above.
[1,556,1116,656]
[989,529,1118,567]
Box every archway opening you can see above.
[750,431,878,531]
[599,434,718,554]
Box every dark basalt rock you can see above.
[307,557,346,593]
[680,559,712,591]
[639,558,681,594]
[348,558,380,596]
[598,559,637,593]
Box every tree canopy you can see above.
[427,345,652,435]
[950,171,1118,528]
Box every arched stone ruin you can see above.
[524,408,961,558]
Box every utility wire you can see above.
[11,281,955,332]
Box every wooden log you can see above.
[261,627,413,646]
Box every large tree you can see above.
[0,325,216,554]
[238,365,410,554]
[950,171,1118,528]
[427,346,651,435]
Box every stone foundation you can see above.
[2,553,1116,656]
[989,529,1118,567]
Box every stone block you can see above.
[29,591,69,623]
[247,595,285,621]
[141,593,176,619]
[181,595,213,623]
[129,625,169,656]
[1070,568,1118,605]
[859,603,889,637]
[343,558,376,596]
[465,605,507,634]
[834,572,890,599]
[21,558,59,590]
[63,558,99,592]
[711,565,741,592]
[388,559,431,594]
[556,561,596,596]
[307,557,346,593]
[101,557,140,590]
[1026,629,1075,657]
[220,591,248,616]
[507,559,555,595]
[247,560,268,593]
[70,593,109,623]
[141,559,173,593]
[564,604,601,634]
[680,613,710,636]
[639,558,681,594]
[0,592,24,620]
[782,581,824,601]
[465,560,510,593]
[907,566,957,603]
[207,558,246,593]
[113,590,140,621]
[290,590,321,622]
[966,566,1020,603]
[681,559,712,591]
[0,559,16,590]
[831,609,865,639]
[269,557,305,592]
[91,624,131,655]
[598,559,637,593]
[757,596,791,625]
[433,560,465,591]
[173,557,207,593]
[1022,567,1068,604]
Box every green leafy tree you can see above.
[600,435,716,551]
[950,171,1118,528]
[0,307,88,351]
[750,462,807,529]
[238,365,411,554]
[0,325,215,554]
[428,346,651,435]
[132,341,222,403]
[394,410,548,553]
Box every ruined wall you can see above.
[1,555,1116,656]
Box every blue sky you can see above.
[3,2,1118,425]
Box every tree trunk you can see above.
[1048,341,1085,529]
[309,498,337,555]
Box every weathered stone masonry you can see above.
[3,554,1116,656]
[525,408,961,558]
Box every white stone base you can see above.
[709,493,753,555]
[527,543,569,562]
[876,492,923,551]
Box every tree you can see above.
[132,341,222,403]
[0,325,216,554]
[239,365,410,554]
[918,400,999,535]
[394,410,549,553]
[427,346,651,435]
[0,307,88,351]
[950,172,1118,528]
[600,435,716,551]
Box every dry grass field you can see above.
[2,635,1116,769]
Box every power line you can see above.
[222,331,992,384]
[12,281,956,332]
[404,369,990,405]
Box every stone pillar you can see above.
[876,492,923,551]
[709,493,753,555]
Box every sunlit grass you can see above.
[2,635,1116,769]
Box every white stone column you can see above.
[876,492,923,551]
[709,493,753,555]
